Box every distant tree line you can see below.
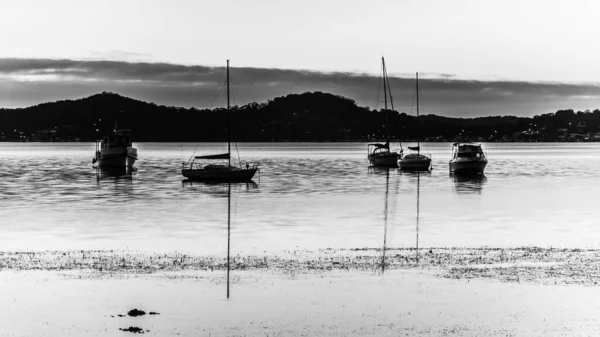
[1,91,599,142]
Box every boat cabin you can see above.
[99,129,133,149]
[451,143,485,160]
[368,142,391,155]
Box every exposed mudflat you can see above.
[1,247,599,285]
[1,255,599,336]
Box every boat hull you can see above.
[368,152,400,167]
[182,167,258,182]
[95,147,137,168]
[399,154,431,171]
[449,159,487,174]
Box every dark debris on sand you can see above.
[119,326,147,333]
[127,309,146,317]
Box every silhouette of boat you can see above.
[399,73,431,171]
[449,143,487,174]
[368,57,402,167]
[182,60,258,181]
[92,123,137,168]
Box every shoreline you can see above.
[2,247,599,286]
[2,248,600,336]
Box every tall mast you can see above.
[416,72,420,155]
[382,57,389,143]
[227,60,231,167]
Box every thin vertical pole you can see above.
[381,169,390,273]
[227,182,231,299]
[416,172,420,264]
[227,60,231,167]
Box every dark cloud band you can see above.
[0,58,599,116]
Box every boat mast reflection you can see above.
[368,166,398,274]
[400,170,430,265]
[181,180,258,299]
[227,182,231,299]
[381,168,390,273]
[415,172,420,264]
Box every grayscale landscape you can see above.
[1,1,600,336]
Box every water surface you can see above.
[1,142,599,254]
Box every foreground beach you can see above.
[1,248,599,336]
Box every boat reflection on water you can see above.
[381,168,390,273]
[226,182,232,299]
[367,166,399,273]
[367,165,393,175]
[95,166,137,180]
[182,179,258,198]
[451,173,487,194]
[182,180,258,298]
[400,171,430,264]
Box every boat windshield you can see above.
[101,133,132,149]
[457,152,485,158]
[455,145,485,158]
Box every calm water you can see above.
[1,142,600,254]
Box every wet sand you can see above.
[1,248,600,336]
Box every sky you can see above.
[1,0,599,116]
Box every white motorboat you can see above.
[449,143,487,174]
[399,72,431,171]
[181,60,258,182]
[92,126,137,168]
[368,57,402,167]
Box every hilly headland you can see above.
[1,91,598,142]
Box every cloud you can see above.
[0,58,599,117]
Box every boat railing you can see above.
[182,158,260,171]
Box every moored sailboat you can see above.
[399,72,431,171]
[181,60,258,182]
[368,57,402,167]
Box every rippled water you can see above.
[1,142,600,254]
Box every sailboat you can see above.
[182,60,259,181]
[399,72,432,171]
[368,57,402,167]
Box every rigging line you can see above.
[418,77,425,115]
[234,141,242,167]
[230,76,238,107]
[211,66,228,108]
[210,67,227,107]
[376,62,382,109]
[385,68,395,111]
[410,75,417,114]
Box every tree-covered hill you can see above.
[1,91,598,142]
